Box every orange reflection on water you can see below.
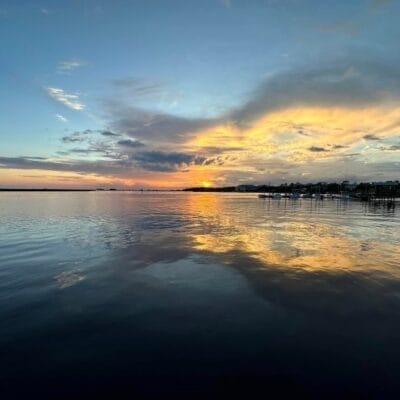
[185,193,400,277]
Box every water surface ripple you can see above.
[0,192,399,398]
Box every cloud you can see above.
[45,87,85,110]
[62,130,92,143]
[101,58,400,153]
[55,114,67,122]
[0,152,205,177]
[381,144,400,151]
[117,139,145,148]
[229,61,400,126]
[308,146,329,152]
[132,150,205,172]
[112,77,165,97]
[63,129,121,140]
[68,148,104,154]
[105,101,215,143]
[5,54,400,186]
[57,59,86,73]
[0,156,136,176]
[62,135,85,144]
[363,134,381,140]
[100,130,120,137]
[202,155,229,166]
[195,146,245,155]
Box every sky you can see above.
[1,0,400,188]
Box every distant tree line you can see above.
[183,181,400,198]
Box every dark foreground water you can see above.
[1,192,399,398]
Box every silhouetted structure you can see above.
[183,181,400,204]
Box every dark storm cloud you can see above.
[117,139,145,148]
[131,151,206,172]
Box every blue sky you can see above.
[1,0,400,187]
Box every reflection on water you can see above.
[0,192,399,398]
[55,269,84,289]
[190,195,400,275]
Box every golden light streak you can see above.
[185,193,400,275]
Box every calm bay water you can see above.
[1,192,399,398]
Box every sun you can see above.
[201,181,212,188]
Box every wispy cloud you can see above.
[100,130,120,137]
[381,144,400,151]
[5,52,400,186]
[112,77,164,96]
[308,146,329,152]
[117,139,145,148]
[62,130,92,143]
[363,134,381,140]
[57,59,86,73]
[55,114,67,122]
[45,87,85,110]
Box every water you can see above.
[0,192,399,398]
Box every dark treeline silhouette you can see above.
[183,180,400,199]
[0,188,92,192]
[183,186,236,192]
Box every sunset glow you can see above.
[1,1,399,188]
